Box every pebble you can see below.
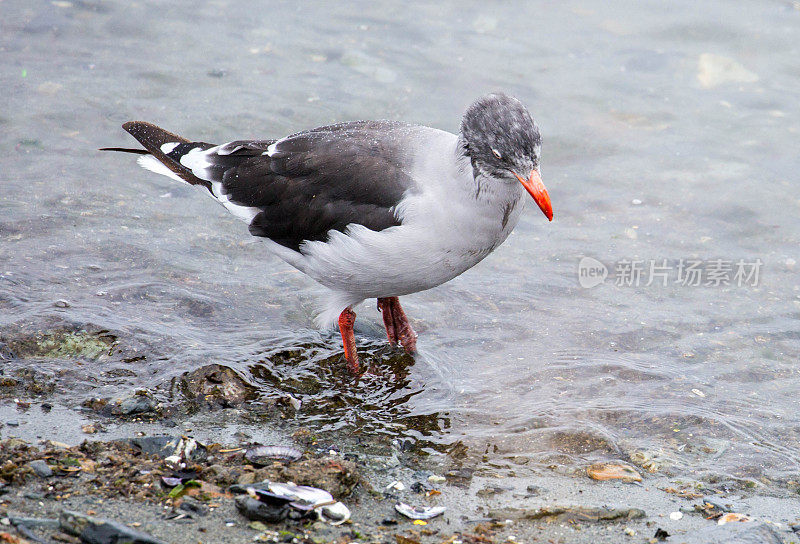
[718,512,750,525]
[114,395,156,415]
[385,481,405,491]
[631,199,642,205]
[410,482,430,494]
[586,462,642,482]
[179,496,209,517]
[525,484,545,496]
[653,528,670,541]
[248,521,269,532]
[7,420,19,427]
[28,460,53,478]
[54,299,70,308]
[476,485,510,498]
[669,511,683,520]
[427,475,446,483]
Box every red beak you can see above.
[514,169,553,221]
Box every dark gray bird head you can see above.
[460,93,552,221]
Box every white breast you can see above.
[279,129,527,327]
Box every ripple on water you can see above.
[245,341,450,440]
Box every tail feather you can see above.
[103,121,215,194]
[98,147,149,154]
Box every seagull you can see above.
[102,93,553,374]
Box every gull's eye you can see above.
[491,148,502,159]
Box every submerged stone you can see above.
[178,364,255,407]
[8,330,117,360]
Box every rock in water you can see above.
[178,364,255,407]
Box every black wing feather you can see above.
[114,120,417,252]
[208,121,416,251]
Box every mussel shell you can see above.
[394,502,446,520]
[232,481,349,525]
[251,489,294,507]
[319,502,351,525]
[245,445,303,465]
[268,482,334,507]
[229,481,271,495]
[161,477,183,488]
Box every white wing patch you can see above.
[137,155,185,183]
[210,183,261,223]
[179,146,213,177]
[140,146,261,224]
[160,142,180,154]
[216,142,244,156]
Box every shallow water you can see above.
[2,0,800,491]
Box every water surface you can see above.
[2,0,800,491]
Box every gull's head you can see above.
[461,93,552,221]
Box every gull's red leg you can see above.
[338,307,359,374]
[378,297,417,353]
[377,297,398,345]
[390,297,417,353]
